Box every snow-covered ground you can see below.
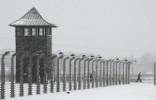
[8,83,156,100]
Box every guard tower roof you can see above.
[9,7,57,27]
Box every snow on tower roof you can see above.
[9,7,57,27]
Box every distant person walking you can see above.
[136,72,142,82]
[90,73,93,81]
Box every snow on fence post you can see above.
[10,53,16,98]
[1,51,10,99]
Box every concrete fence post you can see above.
[154,63,156,85]
[99,60,102,87]
[36,55,41,94]
[115,61,118,85]
[91,59,96,88]
[69,54,75,91]
[122,62,125,85]
[19,54,24,97]
[78,56,84,90]
[10,53,16,98]
[95,59,98,87]
[109,60,113,86]
[50,55,57,93]
[43,57,48,93]
[106,60,109,86]
[112,61,115,85]
[83,58,88,89]
[74,58,80,90]
[102,60,105,86]
[87,57,94,89]
[63,56,69,91]
[1,51,10,99]
[118,62,121,85]
[28,55,33,95]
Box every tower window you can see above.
[24,28,30,36]
[39,28,44,36]
[16,27,23,36]
[32,28,36,36]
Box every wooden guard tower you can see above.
[9,7,57,82]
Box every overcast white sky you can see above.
[1,0,156,58]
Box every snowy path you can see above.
[9,83,156,100]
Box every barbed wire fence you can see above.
[0,51,131,99]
